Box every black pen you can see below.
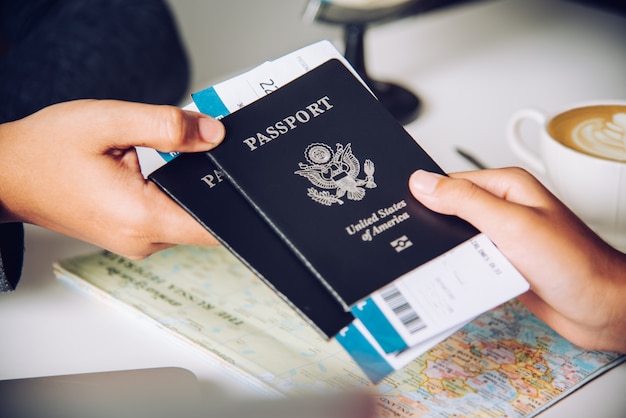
[455,147,488,170]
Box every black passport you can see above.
[149,152,354,338]
[204,59,478,310]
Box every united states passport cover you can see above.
[203,59,478,310]
[149,152,354,338]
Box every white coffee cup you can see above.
[507,101,626,251]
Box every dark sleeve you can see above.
[0,223,24,292]
[0,0,190,123]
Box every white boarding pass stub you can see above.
[350,233,529,353]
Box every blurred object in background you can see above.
[304,0,479,125]
[0,368,379,418]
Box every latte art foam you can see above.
[548,105,626,162]
[573,113,626,160]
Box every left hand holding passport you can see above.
[0,100,224,258]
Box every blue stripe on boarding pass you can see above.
[351,297,408,353]
[192,86,231,119]
[335,323,395,383]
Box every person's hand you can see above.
[409,167,626,353]
[0,99,225,259]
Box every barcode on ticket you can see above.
[381,285,426,334]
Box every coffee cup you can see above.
[507,101,626,251]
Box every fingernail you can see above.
[410,170,443,194]
[198,116,225,144]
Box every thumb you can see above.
[408,169,519,238]
[74,100,225,153]
[143,106,226,153]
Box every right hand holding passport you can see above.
[409,167,626,353]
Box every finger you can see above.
[448,168,556,208]
[66,100,225,153]
[409,169,527,238]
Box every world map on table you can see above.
[55,245,624,417]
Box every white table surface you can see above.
[2,0,626,416]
